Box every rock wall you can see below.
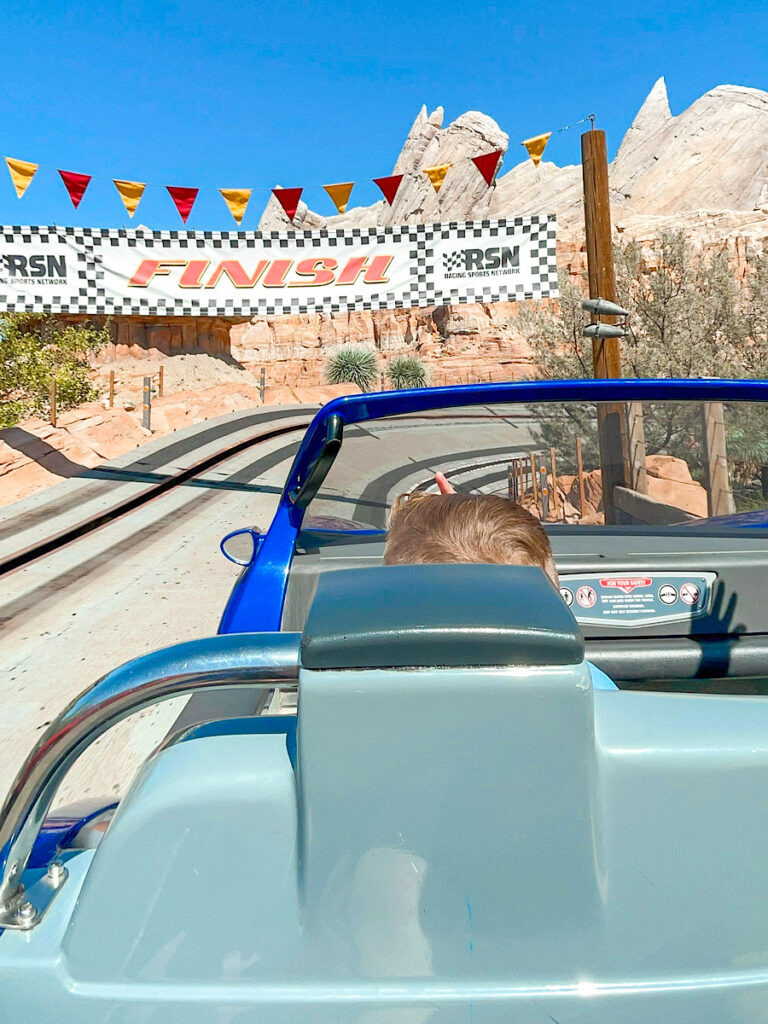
[91,302,542,387]
[97,316,235,360]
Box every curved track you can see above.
[0,410,314,578]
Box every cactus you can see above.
[386,355,428,390]
[324,345,378,392]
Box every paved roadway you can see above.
[0,404,535,811]
[0,426,307,810]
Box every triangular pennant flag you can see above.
[220,188,252,225]
[113,179,145,218]
[522,132,551,167]
[271,187,303,223]
[323,181,354,215]
[5,157,38,198]
[472,150,503,186]
[372,174,403,206]
[59,169,92,209]
[166,186,199,224]
[424,163,452,194]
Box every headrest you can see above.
[301,564,584,670]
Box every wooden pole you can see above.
[158,364,164,398]
[108,370,115,409]
[549,446,559,515]
[518,457,524,504]
[531,452,539,506]
[582,129,621,377]
[581,127,633,523]
[701,402,735,517]
[576,437,586,517]
[49,378,57,427]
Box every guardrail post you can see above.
[627,401,647,493]
[540,464,549,520]
[576,437,586,517]
[108,370,115,408]
[701,402,735,517]
[158,365,164,398]
[531,452,539,507]
[550,447,559,516]
[142,376,151,431]
[259,366,266,403]
[49,379,57,427]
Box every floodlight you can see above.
[581,297,630,318]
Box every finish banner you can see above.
[0,216,557,318]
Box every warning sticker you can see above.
[559,572,715,627]
[599,577,652,594]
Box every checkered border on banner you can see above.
[0,216,557,316]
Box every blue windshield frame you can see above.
[219,377,768,634]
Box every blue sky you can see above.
[2,0,766,230]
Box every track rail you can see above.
[0,416,312,579]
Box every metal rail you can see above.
[0,632,300,918]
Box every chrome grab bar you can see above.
[0,632,300,912]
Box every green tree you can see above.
[0,314,109,428]
[516,231,768,491]
[386,355,428,390]
[324,345,378,392]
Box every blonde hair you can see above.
[383,491,559,587]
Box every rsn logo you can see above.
[1,254,67,279]
[442,246,520,273]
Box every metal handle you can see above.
[0,632,300,911]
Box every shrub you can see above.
[324,345,378,392]
[0,314,110,428]
[386,355,428,390]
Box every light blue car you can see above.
[2,377,768,1022]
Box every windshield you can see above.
[304,398,768,530]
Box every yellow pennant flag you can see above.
[424,163,452,193]
[5,157,38,198]
[323,181,354,215]
[522,132,552,167]
[113,179,146,218]
[220,188,252,226]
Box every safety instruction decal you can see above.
[559,572,716,627]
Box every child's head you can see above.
[383,490,559,587]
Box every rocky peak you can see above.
[614,77,672,165]
[258,79,768,239]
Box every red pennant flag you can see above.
[58,170,92,209]
[166,186,199,224]
[472,150,503,186]
[373,174,403,206]
[271,187,303,223]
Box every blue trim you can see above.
[26,802,118,869]
[686,509,768,528]
[219,379,768,634]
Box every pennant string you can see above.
[3,112,595,219]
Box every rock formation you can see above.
[91,80,768,391]
[259,78,768,237]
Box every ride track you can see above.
[0,408,317,581]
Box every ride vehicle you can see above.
[3,377,768,1022]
